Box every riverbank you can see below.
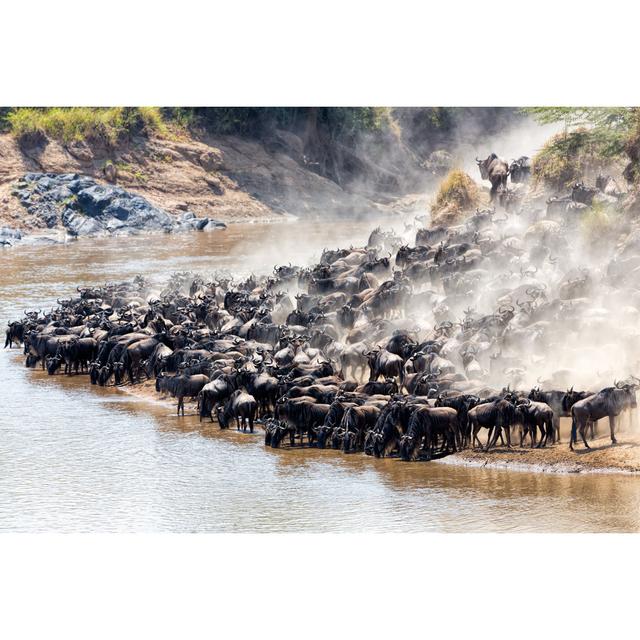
[441,432,640,475]
[114,377,640,475]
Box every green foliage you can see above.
[532,129,610,190]
[162,107,199,130]
[527,107,640,188]
[0,107,11,132]
[188,107,390,138]
[6,107,167,145]
[527,107,637,158]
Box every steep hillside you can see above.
[0,129,407,240]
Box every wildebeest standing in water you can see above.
[476,153,509,201]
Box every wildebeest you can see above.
[570,384,637,450]
[365,347,404,384]
[476,153,509,201]
[516,399,554,448]
[156,373,210,415]
[315,399,357,449]
[468,399,517,451]
[275,396,318,445]
[400,406,458,461]
[508,156,531,183]
[341,404,381,453]
[5,321,25,348]
[216,390,258,432]
[198,374,238,421]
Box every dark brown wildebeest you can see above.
[399,406,459,461]
[341,404,381,453]
[516,399,554,448]
[476,153,509,201]
[364,347,404,384]
[5,321,25,348]
[570,384,637,450]
[216,390,258,432]
[156,373,210,416]
[508,156,531,183]
[468,399,517,451]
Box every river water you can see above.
[1,221,639,532]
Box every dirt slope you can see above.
[0,130,395,234]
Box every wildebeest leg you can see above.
[538,422,553,449]
[579,422,590,449]
[553,416,560,443]
[177,396,183,416]
[472,424,491,449]
[249,415,254,433]
[537,422,547,448]
[423,430,432,461]
[609,415,617,445]
[534,423,544,448]
[484,426,494,449]
[472,423,482,449]
[525,424,533,448]
[448,427,457,453]
[485,426,500,452]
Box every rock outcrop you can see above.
[8,173,225,242]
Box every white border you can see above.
[1,2,639,638]
[1,535,638,639]
[1,1,639,105]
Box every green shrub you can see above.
[532,129,610,191]
[6,107,167,145]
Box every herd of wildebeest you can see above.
[6,152,640,461]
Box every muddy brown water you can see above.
[1,221,639,532]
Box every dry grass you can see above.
[430,169,483,224]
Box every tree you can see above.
[527,107,640,185]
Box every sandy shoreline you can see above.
[115,380,640,476]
